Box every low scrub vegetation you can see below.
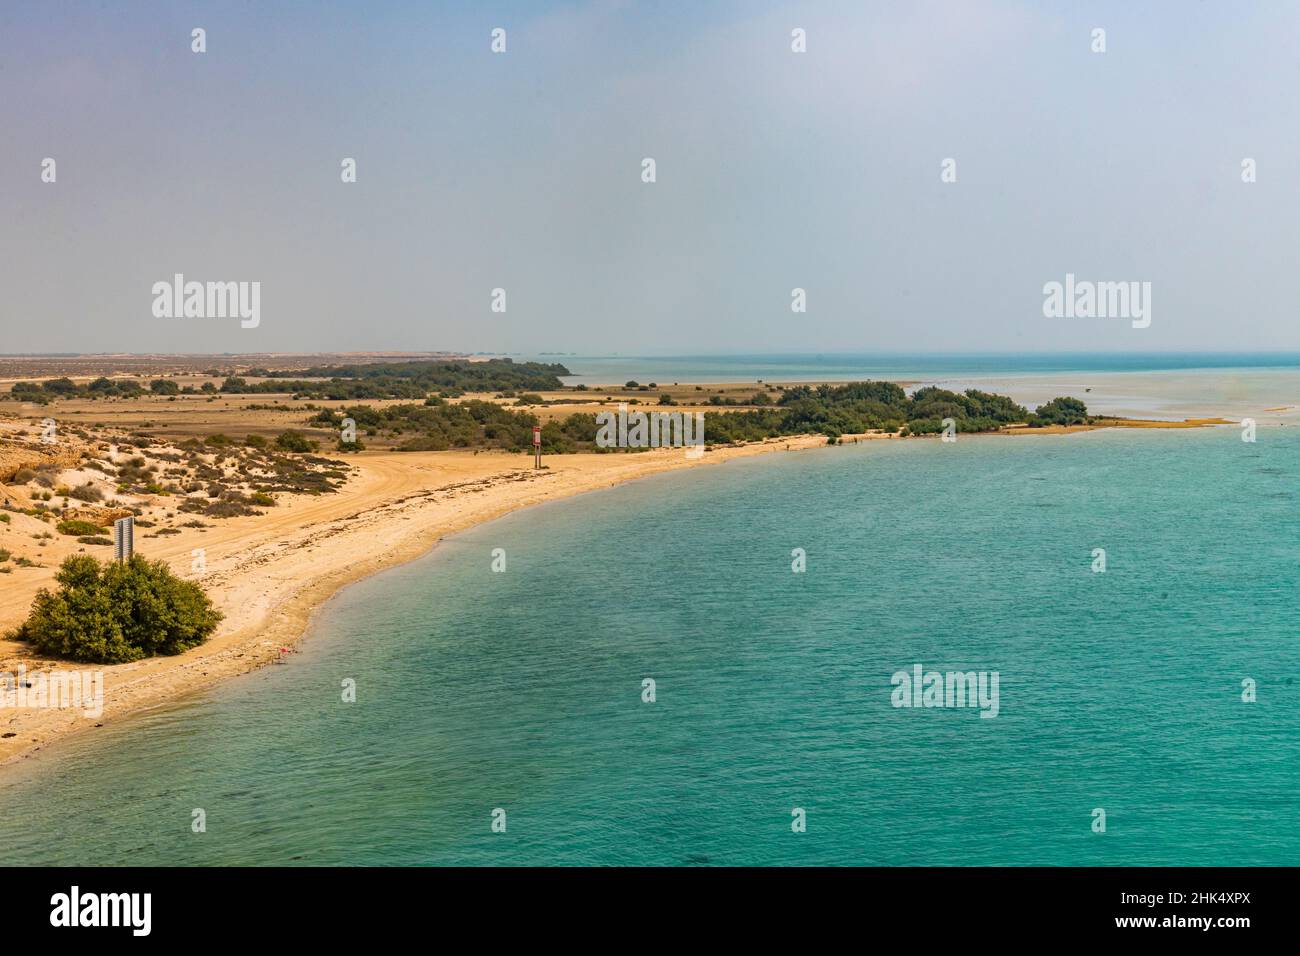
[56,519,104,536]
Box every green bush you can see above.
[6,554,222,663]
[57,519,104,536]
[275,430,317,452]
[1030,396,1090,426]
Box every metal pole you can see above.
[113,515,134,563]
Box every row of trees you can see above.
[8,377,148,402]
[315,383,1089,452]
[310,382,1090,452]
[7,377,240,402]
[222,359,569,400]
[702,382,1086,440]
[5,360,570,404]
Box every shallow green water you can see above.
[1,427,1296,865]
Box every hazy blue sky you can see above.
[3,1,1300,355]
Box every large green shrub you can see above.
[7,555,223,663]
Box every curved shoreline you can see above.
[0,434,837,774]
[0,418,1241,777]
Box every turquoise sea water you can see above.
[1,426,1297,865]
[524,352,1300,386]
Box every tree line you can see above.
[311,382,1090,453]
